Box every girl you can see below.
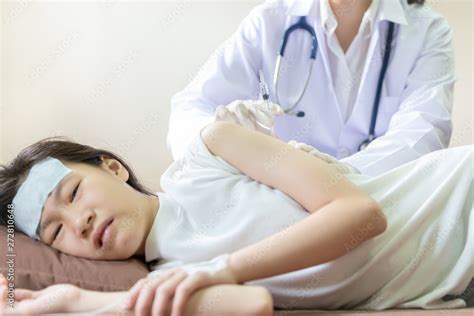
[0,121,472,315]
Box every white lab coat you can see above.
[168,0,455,176]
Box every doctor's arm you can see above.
[340,17,455,176]
[201,121,387,284]
[167,5,266,161]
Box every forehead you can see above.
[39,161,101,219]
[40,172,73,217]
[45,172,73,205]
[40,160,92,210]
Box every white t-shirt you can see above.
[145,133,473,310]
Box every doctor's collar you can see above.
[285,0,409,27]
[285,0,316,17]
[318,0,381,33]
[378,0,409,26]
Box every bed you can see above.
[274,310,474,315]
[1,226,472,315]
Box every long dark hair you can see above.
[0,136,156,228]
[407,0,425,4]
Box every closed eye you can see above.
[51,182,79,244]
[53,224,62,242]
[71,182,80,202]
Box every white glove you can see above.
[215,99,284,136]
[288,140,360,174]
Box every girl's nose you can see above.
[75,211,94,238]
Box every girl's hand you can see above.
[124,254,238,316]
[0,273,80,315]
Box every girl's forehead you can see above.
[61,160,81,169]
[62,161,94,173]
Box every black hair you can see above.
[0,136,156,230]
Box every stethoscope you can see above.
[273,16,395,151]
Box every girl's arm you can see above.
[75,284,272,315]
[72,288,128,313]
[1,272,272,315]
[201,121,388,283]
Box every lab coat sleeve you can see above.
[167,5,266,161]
[341,17,455,176]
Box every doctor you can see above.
[168,0,455,176]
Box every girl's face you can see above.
[36,156,158,260]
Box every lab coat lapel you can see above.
[345,21,383,131]
[358,21,383,99]
[311,18,345,127]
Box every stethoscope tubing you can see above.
[273,15,396,151]
[273,16,317,116]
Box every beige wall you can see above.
[1,0,472,192]
[432,0,474,147]
[0,2,3,165]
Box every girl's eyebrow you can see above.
[39,173,73,239]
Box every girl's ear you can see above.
[99,155,130,182]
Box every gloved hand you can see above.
[288,140,360,174]
[215,99,284,136]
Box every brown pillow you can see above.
[0,225,150,291]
